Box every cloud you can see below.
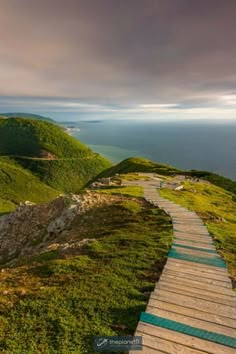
[0,0,236,119]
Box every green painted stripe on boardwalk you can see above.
[140,312,236,348]
[168,249,226,268]
[172,243,217,254]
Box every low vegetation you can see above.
[160,181,236,278]
[0,118,111,212]
[0,113,54,123]
[99,157,236,195]
[14,155,111,193]
[0,118,92,158]
[0,188,172,353]
[99,157,180,177]
[0,158,59,212]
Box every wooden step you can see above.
[151,290,236,319]
[147,298,236,330]
[137,322,236,354]
[158,276,235,297]
[155,282,236,307]
[162,271,232,289]
[166,258,228,274]
[164,264,232,283]
[146,302,236,337]
[171,240,216,250]
[170,246,220,258]
[135,331,207,354]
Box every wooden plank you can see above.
[151,290,236,319]
[147,299,236,330]
[174,225,208,230]
[170,246,220,258]
[171,240,216,250]
[162,270,232,288]
[173,233,212,240]
[165,264,232,283]
[174,231,211,239]
[157,276,235,297]
[137,322,236,354]
[173,235,211,240]
[174,238,214,246]
[135,331,207,354]
[155,282,236,307]
[166,258,228,274]
[131,344,166,354]
[174,228,209,234]
[174,222,204,226]
[146,303,236,338]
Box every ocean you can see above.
[62,120,236,180]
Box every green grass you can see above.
[121,200,142,213]
[0,197,15,216]
[98,157,236,195]
[0,113,54,123]
[0,118,92,158]
[0,158,59,211]
[99,157,180,177]
[0,118,111,210]
[0,191,172,353]
[14,155,111,193]
[160,182,236,278]
[98,185,144,198]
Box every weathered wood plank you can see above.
[162,270,232,288]
[157,276,235,297]
[170,246,221,258]
[147,299,236,330]
[151,290,236,319]
[146,303,236,337]
[164,264,232,283]
[137,322,236,354]
[166,258,228,273]
[131,345,166,354]
[135,331,207,354]
[155,282,236,307]
[171,240,216,249]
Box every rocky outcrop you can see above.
[0,191,109,266]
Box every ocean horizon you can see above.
[62,120,236,180]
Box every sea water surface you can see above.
[62,120,236,180]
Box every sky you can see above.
[1,0,236,121]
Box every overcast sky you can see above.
[1,0,236,121]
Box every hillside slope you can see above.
[0,112,54,123]
[99,157,236,194]
[0,158,59,212]
[0,118,111,205]
[0,118,91,158]
[0,187,172,353]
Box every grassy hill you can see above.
[0,187,172,353]
[0,113,54,123]
[99,157,180,176]
[0,118,92,158]
[99,157,236,194]
[0,118,111,212]
[0,158,59,213]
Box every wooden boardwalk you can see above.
[125,180,236,354]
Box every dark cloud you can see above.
[0,0,236,118]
